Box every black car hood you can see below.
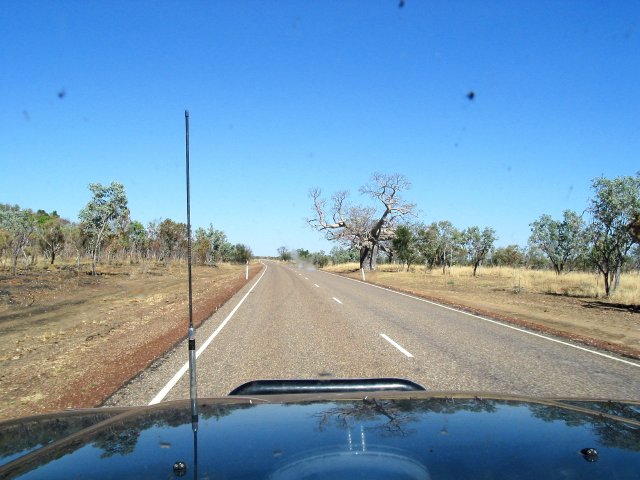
[1,392,639,479]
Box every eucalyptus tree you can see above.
[232,243,253,264]
[415,223,439,269]
[193,225,233,265]
[0,204,36,275]
[492,245,525,268]
[277,246,292,262]
[587,174,640,296]
[157,218,187,262]
[312,251,329,268]
[529,210,587,275]
[463,226,497,276]
[127,221,147,262]
[308,173,416,270]
[415,221,461,273]
[63,223,87,270]
[329,246,358,264]
[78,182,129,275]
[35,210,66,265]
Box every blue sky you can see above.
[1,1,639,256]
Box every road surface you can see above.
[107,261,640,406]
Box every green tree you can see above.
[35,211,66,265]
[157,219,187,262]
[194,227,212,265]
[0,204,37,275]
[296,248,311,260]
[232,243,253,263]
[416,221,462,273]
[145,220,160,261]
[392,225,417,270]
[195,225,233,264]
[464,226,497,277]
[63,223,87,270]
[0,228,10,268]
[329,246,358,264]
[415,223,439,269]
[127,221,147,262]
[277,246,292,261]
[493,245,525,267]
[529,210,587,275]
[78,182,129,275]
[312,250,329,268]
[209,227,233,263]
[587,174,640,297]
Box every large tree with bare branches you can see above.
[308,173,416,270]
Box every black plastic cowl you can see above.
[228,377,426,395]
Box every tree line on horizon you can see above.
[0,182,252,276]
[304,173,640,298]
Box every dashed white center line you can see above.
[332,297,343,304]
[314,284,320,288]
[380,334,414,358]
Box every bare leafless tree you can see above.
[308,173,416,270]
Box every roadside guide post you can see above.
[246,260,249,280]
[361,268,366,282]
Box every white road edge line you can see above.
[380,333,414,358]
[321,270,640,368]
[149,263,269,405]
[332,297,343,304]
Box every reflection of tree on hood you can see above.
[315,399,418,437]
[94,427,141,458]
[91,403,246,458]
[529,402,640,452]
[313,398,498,438]
[0,413,115,459]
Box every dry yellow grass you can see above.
[325,263,640,305]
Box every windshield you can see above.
[1,1,639,423]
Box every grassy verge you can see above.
[325,263,640,304]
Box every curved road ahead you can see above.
[108,261,640,406]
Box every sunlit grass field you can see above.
[324,263,640,305]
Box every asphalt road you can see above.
[107,261,640,407]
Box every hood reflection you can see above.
[1,396,639,479]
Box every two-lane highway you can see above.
[107,261,640,407]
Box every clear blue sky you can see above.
[2,1,639,256]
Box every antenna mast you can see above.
[185,110,198,432]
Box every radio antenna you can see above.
[185,110,198,433]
